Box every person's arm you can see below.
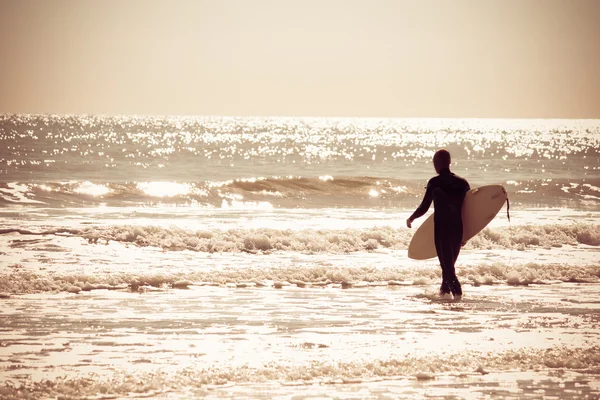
[406,182,433,228]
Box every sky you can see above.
[0,0,599,118]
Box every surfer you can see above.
[406,149,470,299]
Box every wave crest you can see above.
[2,223,599,254]
[2,177,599,208]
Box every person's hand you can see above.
[406,218,413,228]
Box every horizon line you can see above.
[2,113,600,121]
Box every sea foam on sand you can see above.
[0,282,599,399]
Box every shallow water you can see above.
[1,116,599,399]
[1,282,599,399]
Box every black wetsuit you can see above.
[410,168,470,296]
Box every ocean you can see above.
[0,115,599,399]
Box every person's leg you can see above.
[435,227,462,297]
[434,234,451,295]
[432,188,452,295]
[440,280,451,295]
[438,272,452,295]
[432,188,463,297]
[447,233,462,296]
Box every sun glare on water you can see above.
[73,182,111,196]
[137,182,193,198]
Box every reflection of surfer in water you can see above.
[406,149,470,299]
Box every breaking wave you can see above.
[1,177,599,208]
[1,222,598,254]
[0,178,420,208]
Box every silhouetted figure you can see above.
[406,149,470,299]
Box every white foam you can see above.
[583,183,600,192]
[76,222,600,253]
[1,258,598,295]
[1,345,598,399]
[0,183,44,204]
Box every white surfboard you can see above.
[407,185,509,260]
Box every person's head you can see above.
[433,149,451,174]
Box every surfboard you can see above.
[407,185,509,260]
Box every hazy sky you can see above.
[1,0,599,118]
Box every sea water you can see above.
[0,115,599,399]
